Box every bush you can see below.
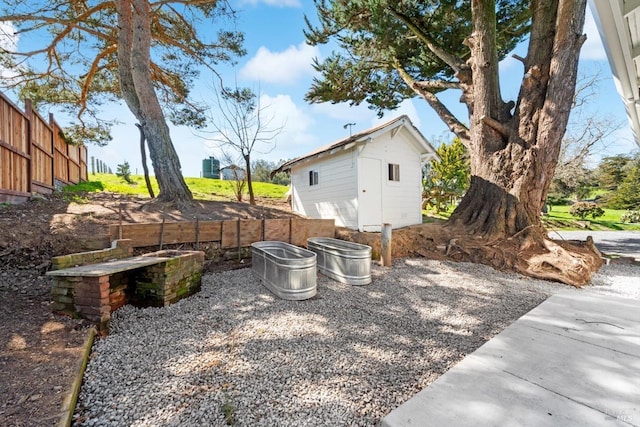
[621,210,640,223]
[569,202,604,220]
[546,194,570,206]
[116,161,134,184]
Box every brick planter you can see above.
[129,250,204,307]
[48,246,204,333]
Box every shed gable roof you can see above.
[272,115,435,175]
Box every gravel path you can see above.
[74,259,639,426]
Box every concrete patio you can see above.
[382,290,640,427]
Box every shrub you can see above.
[569,202,604,220]
[546,194,570,206]
[621,210,640,223]
[116,161,134,184]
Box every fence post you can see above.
[381,223,392,267]
[24,99,34,194]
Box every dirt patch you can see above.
[0,191,298,426]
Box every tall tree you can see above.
[605,155,640,209]
[203,86,282,205]
[423,138,470,212]
[0,0,244,203]
[307,0,601,286]
[597,154,633,191]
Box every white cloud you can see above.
[239,42,320,84]
[238,0,301,6]
[371,99,421,128]
[312,101,376,123]
[0,22,17,51]
[257,93,319,161]
[0,22,19,80]
[581,7,607,61]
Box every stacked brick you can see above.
[48,241,204,334]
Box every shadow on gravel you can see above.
[73,258,567,425]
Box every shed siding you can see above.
[291,150,358,229]
[359,127,423,229]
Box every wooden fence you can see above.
[109,218,335,250]
[0,93,88,203]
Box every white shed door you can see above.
[359,157,382,232]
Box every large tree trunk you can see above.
[244,154,256,205]
[136,123,155,198]
[446,0,602,286]
[116,0,192,204]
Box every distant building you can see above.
[220,164,246,181]
[202,156,220,179]
[271,115,438,232]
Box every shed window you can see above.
[388,163,400,181]
[309,169,319,186]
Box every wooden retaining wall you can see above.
[109,218,335,250]
[0,93,87,203]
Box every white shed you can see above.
[273,115,438,232]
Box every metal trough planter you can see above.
[307,237,372,285]
[251,241,317,300]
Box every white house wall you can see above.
[290,150,359,229]
[359,127,423,229]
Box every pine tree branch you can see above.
[395,63,470,145]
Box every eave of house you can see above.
[271,115,437,176]
[589,0,640,148]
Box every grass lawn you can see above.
[65,173,288,201]
[423,204,640,231]
[543,205,640,231]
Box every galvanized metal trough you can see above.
[251,241,317,300]
[307,237,372,285]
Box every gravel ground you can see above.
[73,259,639,426]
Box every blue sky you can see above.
[7,1,639,177]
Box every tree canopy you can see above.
[0,0,244,145]
[305,0,530,141]
[423,138,470,212]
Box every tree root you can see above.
[340,223,603,287]
[515,235,603,287]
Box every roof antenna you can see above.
[343,122,356,136]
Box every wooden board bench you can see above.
[47,247,204,334]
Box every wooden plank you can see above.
[79,145,88,181]
[31,180,55,193]
[239,219,262,247]
[0,139,30,158]
[291,218,335,247]
[30,142,54,159]
[109,223,162,246]
[264,218,290,242]
[197,221,222,242]
[221,220,239,249]
[16,154,27,192]
[109,221,223,246]
[104,219,332,249]
[1,147,9,190]
[0,187,30,197]
[0,91,28,120]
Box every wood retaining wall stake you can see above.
[288,218,292,244]
[159,211,166,250]
[381,223,392,267]
[195,217,200,250]
[236,219,241,261]
[118,204,123,240]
